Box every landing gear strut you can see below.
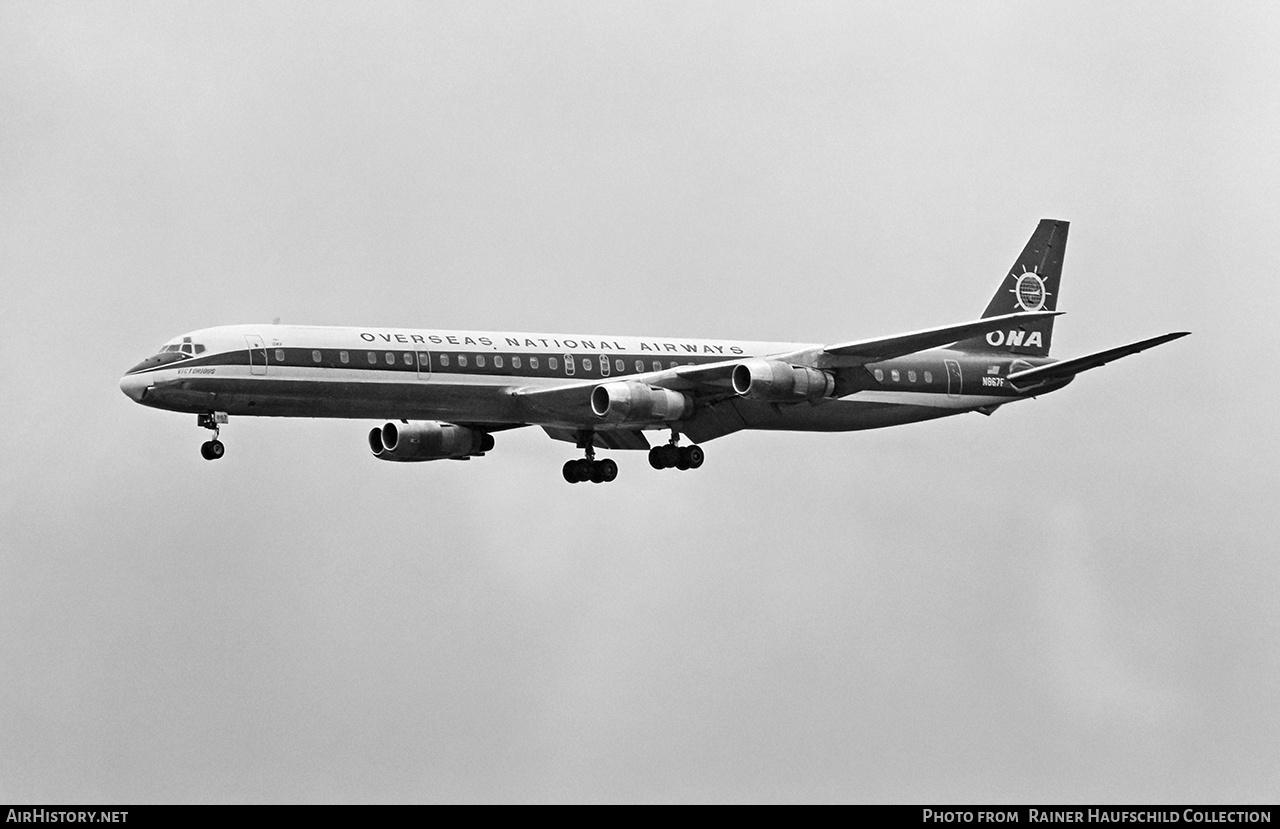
[648,430,704,471]
[563,432,618,484]
[197,412,228,461]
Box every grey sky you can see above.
[2,1,1276,803]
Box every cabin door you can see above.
[945,359,962,397]
[245,335,268,376]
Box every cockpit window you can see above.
[158,337,206,358]
[126,336,207,374]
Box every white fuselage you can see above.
[120,323,1043,445]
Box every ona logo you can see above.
[1010,270,1050,311]
[986,329,1044,348]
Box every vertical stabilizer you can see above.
[955,219,1068,357]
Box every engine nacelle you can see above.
[731,359,835,402]
[591,381,691,423]
[368,421,494,462]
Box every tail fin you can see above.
[955,219,1069,358]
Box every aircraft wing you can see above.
[1007,332,1189,389]
[815,310,1062,363]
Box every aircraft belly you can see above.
[144,375,523,424]
[734,397,957,432]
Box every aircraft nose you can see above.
[119,373,148,403]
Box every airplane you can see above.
[119,219,1188,483]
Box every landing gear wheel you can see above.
[660,444,679,469]
[599,458,618,482]
[648,447,665,470]
[675,447,691,470]
[565,457,618,483]
[686,445,704,469]
[198,413,228,461]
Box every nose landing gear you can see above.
[197,412,228,461]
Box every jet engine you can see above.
[591,381,691,423]
[731,359,835,402]
[368,421,494,462]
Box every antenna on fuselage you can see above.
[273,317,281,325]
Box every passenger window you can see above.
[908,371,917,383]
[924,371,933,383]
[340,351,349,364]
[582,358,592,372]
[564,355,575,376]
[275,349,285,362]
[874,369,884,381]
[458,355,467,367]
[616,359,625,373]
[891,370,900,382]
[418,352,430,368]
[652,360,661,372]
[367,352,377,364]
[476,355,485,368]
[403,353,413,366]
[548,357,557,370]
[530,357,539,370]
[636,360,645,372]
[512,356,522,369]
[440,354,449,367]
[669,361,678,369]
[312,350,322,363]
[494,356,503,369]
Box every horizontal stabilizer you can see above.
[823,310,1062,362]
[1007,332,1190,388]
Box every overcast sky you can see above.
[2,0,1277,804]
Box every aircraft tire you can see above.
[563,460,579,483]
[675,448,691,470]
[209,440,225,459]
[200,441,213,460]
[686,445,704,469]
[648,447,664,469]
[660,445,679,469]
[599,458,618,482]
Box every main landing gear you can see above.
[197,412,228,461]
[648,432,704,471]
[563,433,618,484]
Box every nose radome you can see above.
[119,373,148,402]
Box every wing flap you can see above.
[1007,332,1189,388]
[542,426,650,450]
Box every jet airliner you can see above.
[119,220,1188,483]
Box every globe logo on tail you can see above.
[1011,268,1050,311]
